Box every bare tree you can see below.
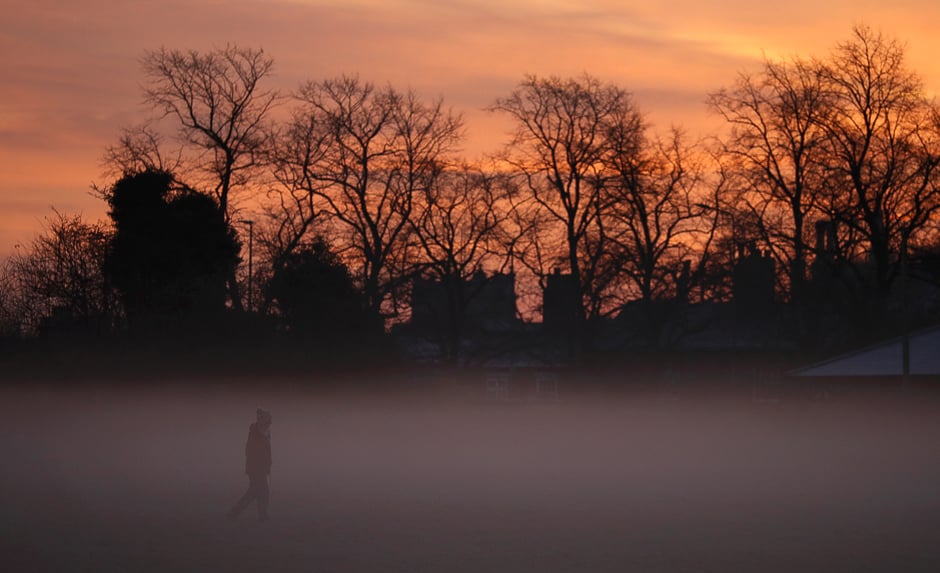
[709,56,831,301]
[605,128,708,306]
[101,124,183,179]
[4,212,116,336]
[492,74,640,354]
[409,164,516,361]
[691,159,737,303]
[127,45,281,311]
[139,45,280,218]
[819,26,940,301]
[0,259,18,338]
[497,174,555,321]
[283,76,463,320]
[255,108,331,314]
[413,165,514,279]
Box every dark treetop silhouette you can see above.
[3,27,940,377]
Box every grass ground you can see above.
[3,380,939,572]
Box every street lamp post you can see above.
[239,219,254,313]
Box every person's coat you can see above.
[245,422,272,476]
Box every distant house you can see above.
[732,241,776,308]
[542,269,580,332]
[395,226,940,380]
[612,242,787,354]
[410,270,518,333]
[789,324,940,377]
[397,271,525,365]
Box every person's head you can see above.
[256,408,273,429]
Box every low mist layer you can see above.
[3,382,940,572]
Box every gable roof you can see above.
[790,324,940,377]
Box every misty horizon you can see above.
[4,383,940,571]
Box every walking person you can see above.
[227,409,273,521]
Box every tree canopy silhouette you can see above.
[6,28,938,366]
[278,76,464,320]
[104,170,239,333]
[3,212,115,337]
[266,237,374,345]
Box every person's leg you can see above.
[227,478,258,519]
[256,475,270,520]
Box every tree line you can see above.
[2,25,939,368]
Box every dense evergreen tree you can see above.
[266,237,373,344]
[104,170,239,332]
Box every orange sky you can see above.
[3,0,940,255]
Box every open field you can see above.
[3,380,940,572]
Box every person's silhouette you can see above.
[227,409,273,521]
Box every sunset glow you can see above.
[3,0,940,253]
